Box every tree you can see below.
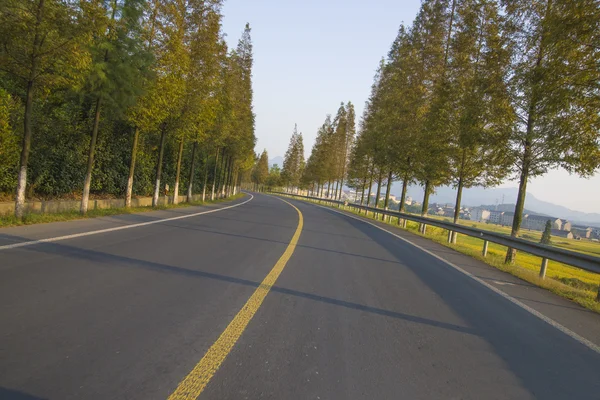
[411,0,456,224]
[281,124,305,191]
[252,150,269,190]
[445,0,514,241]
[540,220,552,245]
[504,0,600,263]
[0,0,89,218]
[79,0,151,213]
[265,164,281,188]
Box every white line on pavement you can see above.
[0,194,254,251]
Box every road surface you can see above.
[1,193,599,399]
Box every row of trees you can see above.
[281,0,600,264]
[301,102,356,199]
[0,0,256,217]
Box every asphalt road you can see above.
[1,193,599,400]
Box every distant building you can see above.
[472,208,491,222]
[551,229,573,239]
[500,212,516,226]
[488,210,504,224]
[523,215,561,231]
[405,196,413,205]
[560,219,572,232]
[571,226,592,239]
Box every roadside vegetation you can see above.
[0,193,245,228]
[1,1,256,219]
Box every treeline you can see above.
[0,0,255,217]
[275,0,600,264]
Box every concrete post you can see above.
[482,240,489,257]
[539,258,548,279]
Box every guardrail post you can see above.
[482,240,489,257]
[539,258,548,279]
[447,230,453,243]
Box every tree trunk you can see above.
[399,175,409,213]
[505,163,529,263]
[81,97,102,214]
[202,153,209,202]
[152,125,167,207]
[334,180,339,200]
[15,0,45,218]
[172,138,184,205]
[15,79,35,218]
[451,175,464,243]
[125,126,140,208]
[383,169,393,221]
[360,175,367,206]
[366,166,374,207]
[225,157,233,197]
[374,170,383,209]
[216,149,226,198]
[450,150,467,243]
[187,141,197,203]
[211,147,220,200]
[221,154,230,197]
[420,180,431,234]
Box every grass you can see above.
[426,214,600,257]
[292,197,600,314]
[0,193,246,228]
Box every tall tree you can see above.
[252,150,269,190]
[281,124,305,191]
[80,0,151,213]
[0,0,89,218]
[446,0,514,241]
[504,0,600,262]
[339,101,356,199]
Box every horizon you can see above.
[221,0,600,214]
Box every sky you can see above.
[220,0,600,214]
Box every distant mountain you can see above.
[269,156,284,168]
[389,183,600,227]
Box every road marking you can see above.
[299,200,600,355]
[167,196,303,400]
[0,194,254,251]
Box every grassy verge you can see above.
[297,197,600,314]
[425,214,600,258]
[0,193,246,228]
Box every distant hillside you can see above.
[389,183,600,227]
[269,156,284,168]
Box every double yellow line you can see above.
[168,197,303,400]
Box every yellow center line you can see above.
[167,197,303,400]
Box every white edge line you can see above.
[0,193,254,251]
[291,197,600,355]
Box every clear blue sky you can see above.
[221,0,600,214]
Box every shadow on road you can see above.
[0,387,47,400]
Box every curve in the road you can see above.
[0,194,254,251]
[168,196,304,400]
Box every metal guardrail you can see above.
[273,192,600,300]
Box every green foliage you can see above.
[281,124,305,188]
[0,1,255,206]
[541,220,552,245]
[0,88,20,192]
[252,150,269,186]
